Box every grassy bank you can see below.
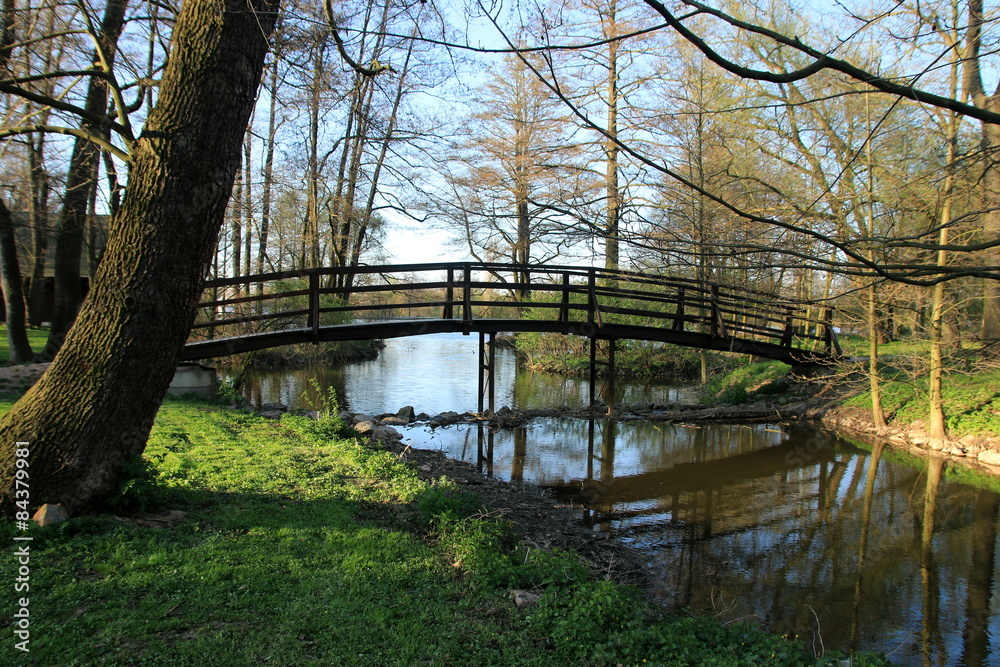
[513,333,716,382]
[0,394,890,666]
[699,352,1000,439]
[0,325,50,364]
[842,367,1000,437]
[700,360,794,405]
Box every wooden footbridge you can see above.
[184,262,841,413]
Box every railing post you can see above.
[709,285,728,339]
[587,268,603,328]
[559,272,570,323]
[444,267,455,319]
[309,270,320,341]
[823,307,842,356]
[781,308,795,347]
[463,263,472,333]
[673,287,685,331]
[587,270,595,328]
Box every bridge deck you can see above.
[182,317,830,365]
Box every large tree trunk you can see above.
[0,0,279,515]
[44,0,128,356]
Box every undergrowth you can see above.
[844,367,1000,437]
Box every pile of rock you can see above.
[341,406,426,444]
[336,405,503,443]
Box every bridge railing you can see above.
[189,262,841,357]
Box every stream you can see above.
[229,332,1000,666]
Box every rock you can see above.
[380,416,409,426]
[416,412,432,422]
[259,410,285,420]
[353,420,378,434]
[260,402,287,413]
[960,434,983,448]
[33,503,69,527]
[977,450,1000,467]
[509,589,541,609]
[338,411,353,422]
[374,426,402,441]
[430,411,461,427]
[301,410,321,419]
[396,406,416,422]
[352,414,375,425]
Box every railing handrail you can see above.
[201,261,820,306]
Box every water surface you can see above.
[231,333,1000,666]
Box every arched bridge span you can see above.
[183,262,841,365]
[184,263,841,414]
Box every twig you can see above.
[807,604,825,658]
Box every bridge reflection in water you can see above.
[469,420,998,666]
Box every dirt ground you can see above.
[376,435,653,589]
[0,362,49,392]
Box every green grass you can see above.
[844,367,1000,437]
[0,395,893,665]
[701,360,793,404]
[837,334,987,357]
[0,324,49,364]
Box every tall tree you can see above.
[963,0,1000,338]
[436,52,585,284]
[44,0,129,356]
[0,0,32,362]
[0,0,279,514]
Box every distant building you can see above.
[0,211,109,322]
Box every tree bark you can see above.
[965,0,1000,338]
[0,0,279,515]
[44,0,128,356]
[867,281,888,431]
[981,110,1000,338]
[604,0,620,272]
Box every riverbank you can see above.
[696,358,1000,479]
[0,395,890,666]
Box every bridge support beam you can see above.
[478,331,496,417]
[588,338,616,415]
